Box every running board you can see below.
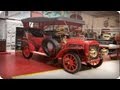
[32,51,48,56]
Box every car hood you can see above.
[67,38,99,45]
[84,40,99,46]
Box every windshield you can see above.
[43,23,86,40]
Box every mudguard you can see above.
[22,40,35,52]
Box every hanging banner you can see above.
[43,11,71,18]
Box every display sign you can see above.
[43,11,62,18]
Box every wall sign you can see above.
[103,18,109,27]
[43,11,62,18]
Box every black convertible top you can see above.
[22,17,85,25]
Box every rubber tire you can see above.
[87,57,103,68]
[22,43,33,59]
[62,52,81,74]
[42,38,60,57]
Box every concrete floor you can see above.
[118,77,120,79]
[13,60,120,79]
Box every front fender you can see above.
[22,40,35,52]
[56,48,84,59]
[28,42,35,52]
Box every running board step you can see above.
[32,51,48,56]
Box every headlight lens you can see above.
[102,34,111,40]
[89,45,98,58]
[101,48,109,55]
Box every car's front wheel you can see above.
[62,52,81,74]
[87,57,103,68]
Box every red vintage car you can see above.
[21,17,103,74]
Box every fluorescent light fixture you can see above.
[117,11,120,14]
[0,11,3,14]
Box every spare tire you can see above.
[42,38,61,57]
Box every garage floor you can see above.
[0,52,60,79]
[13,60,119,79]
[0,51,119,79]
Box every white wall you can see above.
[93,15,119,35]
[7,11,31,20]
[0,11,5,18]
[80,12,119,35]
[81,12,94,29]
[6,20,23,52]
[94,16,119,29]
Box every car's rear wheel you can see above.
[62,52,81,74]
[42,38,61,57]
[22,44,33,59]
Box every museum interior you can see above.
[0,11,120,79]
